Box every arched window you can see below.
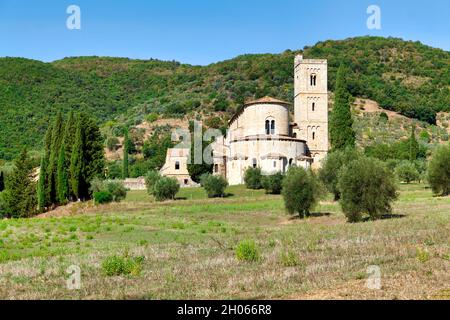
[175,161,180,170]
[312,102,315,112]
[252,158,257,168]
[271,120,275,135]
[273,161,277,168]
[265,120,270,135]
[214,164,219,173]
[312,132,316,140]
[310,74,317,86]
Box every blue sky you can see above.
[0,0,448,65]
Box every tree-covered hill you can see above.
[0,36,448,160]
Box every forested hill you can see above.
[0,36,449,160]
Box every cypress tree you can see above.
[37,156,47,212]
[41,124,53,208]
[62,111,76,199]
[0,171,4,192]
[122,129,129,179]
[329,64,356,151]
[2,149,37,218]
[70,117,84,201]
[57,143,69,204]
[48,112,65,204]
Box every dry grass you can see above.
[0,184,448,300]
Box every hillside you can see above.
[0,36,449,160]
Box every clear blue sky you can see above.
[0,0,448,65]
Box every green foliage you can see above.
[142,127,175,170]
[379,112,389,123]
[282,167,322,218]
[70,119,84,200]
[279,249,300,267]
[56,144,69,204]
[93,191,113,204]
[235,240,260,262]
[2,149,37,218]
[90,178,127,202]
[37,156,47,212]
[319,148,361,200]
[48,112,65,204]
[330,64,356,150]
[244,167,263,190]
[0,171,4,192]
[122,129,130,179]
[261,172,284,194]
[395,161,420,184]
[187,126,214,183]
[427,144,450,196]
[101,255,144,276]
[144,170,162,195]
[201,174,228,198]
[0,37,448,160]
[106,136,120,151]
[338,157,398,222]
[153,177,180,201]
[145,113,159,123]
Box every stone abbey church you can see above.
[160,55,329,186]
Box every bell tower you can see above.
[293,55,329,167]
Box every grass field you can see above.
[0,184,448,300]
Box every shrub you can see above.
[106,136,120,151]
[106,180,127,202]
[202,174,228,198]
[279,249,300,267]
[244,167,262,189]
[428,144,450,196]
[319,148,361,200]
[338,157,398,222]
[94,191,113,204]
[235,240,260,262]
[153,177,180,201]
[261,172,284,194]
[145,170,161,195]
[395,161,420,183]
[145,113,159,123]
[282,167,322,218]
[379,112,389,123]
[101,255,144,276]
[90,178,127,202]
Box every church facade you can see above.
[211,55,329,185]
[161,55,329,186]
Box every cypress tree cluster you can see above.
[2,149,37,218]
[37,112,105,211]
[329,64,356,151]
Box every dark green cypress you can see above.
[2,149,37,218]
[122,129,129,179]
[57,143,69,204]
[329,64,356,151]
[0,171,4,192]
[48,112,65,204]
[70,116,84,201]
[409,124,419,161]
[62,111,76,199]
[37,156,47,212]
[41,124,53,208]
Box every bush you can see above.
[282,167,322,218]
[145,113,159,123]
[428,144,450,196]
[94,191,113,204]
[338,157,398,222]
[261,172,284,194]
[106,136,120,151]
[90,178,127,202]
[145,170,161,195]
[279,249,300,267]
[319,148,360,200]
[101,255,144,276]
[379,112,389,123]
[244,167,263,189]
[153,177,180,201]
[106,180,127,202]
[202,174,228,198]
[235,240,260,262]
[395,161,420,183]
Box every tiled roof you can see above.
[244,96,290,106]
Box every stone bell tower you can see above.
[293,55,329,167]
